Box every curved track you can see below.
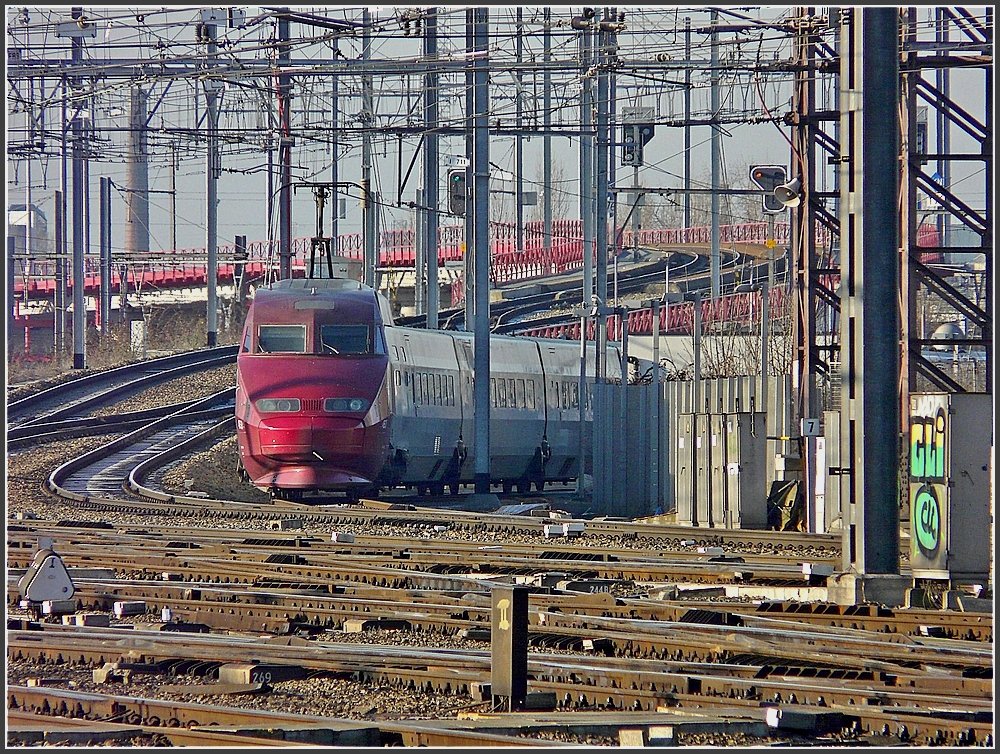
[7,346,237,429]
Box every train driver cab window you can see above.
[258,325,306,353]
[319,324,370,355]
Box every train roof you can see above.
[252,277,394,324]
[265,277,367,293]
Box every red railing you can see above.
[10,219,867,304]
[519,286,789,340]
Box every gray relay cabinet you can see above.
[676,412,767,529]
[723,413,768,529]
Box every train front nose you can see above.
[257,418,314,461]
[257,416,389,488]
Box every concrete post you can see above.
[472,8,491,494]
[204,22,219,347]
[709,10,721,298]
[99,177,111,334]
[423,7,439,329]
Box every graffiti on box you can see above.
[909,396,948,570]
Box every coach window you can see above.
[258,325,306,353]
[319,324,370,355]
[515,379,525,409]
[526,380,535,410]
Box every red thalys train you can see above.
[235,278,621,499]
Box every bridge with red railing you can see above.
[10,219,940,339]
[9,219,814,303]
[519,286,791,340]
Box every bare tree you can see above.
[529,158,572,223]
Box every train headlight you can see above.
[324,397,370,413]
[255,398,301,413]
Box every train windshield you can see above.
[258,325,306,353]
[320,324,371,355]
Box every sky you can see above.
[5,6,990,260]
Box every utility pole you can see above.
[415,188,425,313]
[472,8,491,495]
[362,8,376,289]
[203,19,219,347]
[515,7,524,257]
[837,7,903,588]
[423,7,439,329]
[330,40,340,249]
[608,8,619,263]
[169,142,177,252]
[934,8,951,248]
[99,177,111,335]
[463,9,475,332]
[595,15,610,381]
[70,6,86,369]
[542,9,552,258]
[579,17,594,311]
[277,11,293,281]
[57,93,67,356]
[789,7,834,534]
[684,17,692,229]
[267,140,275,268]
[709,9,721,298]
[7,238,15,349]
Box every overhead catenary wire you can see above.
[8,6,985,257]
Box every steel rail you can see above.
[5,709,314,747]
[8,628,991,744]
[5,685,567,747]
[8,346,237,427]
[8,404,233,450]
[44,390,235,503]
[26,486,841,552]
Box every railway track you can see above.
[7,346,237,429]
[492,256,694,333]
[43,390,234,503]
[7,617,992,746]
[395,246,759,333]
[7,343,992,747]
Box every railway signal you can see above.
[621,123,655,167]
[749,165,787,213]
[447,167,467,216]
[621,125,639,165]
